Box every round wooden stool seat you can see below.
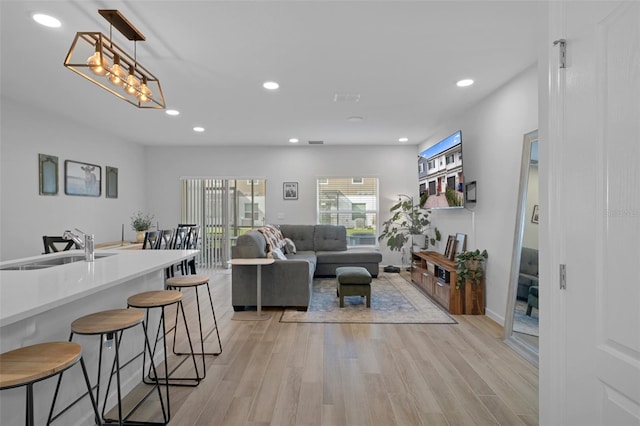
[127,290,183,308]
[166,274,209,288]
[71,309,144,335]
[0,342,82,389]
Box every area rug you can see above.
[280,272,456,324]
[513,300,539,336]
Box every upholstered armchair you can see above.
[526,285,539,316]
[517,247,539,300]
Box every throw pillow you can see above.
[283,237,297,254]
[258,224,286,254]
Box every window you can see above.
[428,160,435,170]
[446,154,455,164]
[317,177,378,246]
[244,203,259,220]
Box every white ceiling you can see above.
[1,1,540,147]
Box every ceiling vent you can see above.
[308,140,324,145]
[333,93,360,103]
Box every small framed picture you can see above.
[531,204,539,224]
[65,160,101,197]
[105,166,118,199]
[283,182,298,200]
[39,153,58,195]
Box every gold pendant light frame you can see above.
[64,10,166,109]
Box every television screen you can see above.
[418,130,464,209]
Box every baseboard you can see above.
[484,307,504,327]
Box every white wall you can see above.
[144,144,418,266]
[418,64,538,325]
[0,97,148,260]
[1,65,538,327]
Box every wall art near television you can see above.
[65,160,101,197]
[38,153,58,195]
[418,130,465,209]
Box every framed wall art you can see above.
[105,166,118,199]
[531,204,539,224]
[283,182,298,200]
[65,160,101,197]
[38,153,58,195]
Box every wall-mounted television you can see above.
[418,130,464,209]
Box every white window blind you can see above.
[317,177,378,246]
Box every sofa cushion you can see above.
[313,225,347,251]
[286,250,317,271]
[316,248,382,264]
[233,231,267,258]
[279,225,316,251]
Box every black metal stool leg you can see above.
[141,301,201,388]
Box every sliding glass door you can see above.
[181,178,266,268]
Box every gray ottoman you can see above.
[336,266,372,308]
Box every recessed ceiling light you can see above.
[289,138,299,143]
[263,81,279,90]
[32,13,61,28]
[398,137,409,143]
[166,109,180,116]
[456,79,474,87]
[347,116,364,122]
[193,126,205,132]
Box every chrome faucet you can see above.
[63,228,94,262]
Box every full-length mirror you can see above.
[504,130,539,365]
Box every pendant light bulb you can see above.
[137,76,152,103]
[86,42,109,76]
[124,66,140,95]
[107,54,126,87]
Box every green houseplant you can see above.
[455,249,488,288]
[378,195,440,252]
[131,210,154,242]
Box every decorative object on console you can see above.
[455,233,467,256]
[64,160,101,197]
[378,194,440,252]
[455,249,488,288]
[283,182,298,200]
[39,154,58,195]
[64,9,165,109]
[444,235,456,260]
[130,210,154,243]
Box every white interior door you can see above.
[544,1,640,425]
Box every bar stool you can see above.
[127,290,202,392]
[0,342,99,426]
[166,274,222,378]
[50,309,167,425]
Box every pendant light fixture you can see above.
[64,9,166,109]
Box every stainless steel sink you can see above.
[0,253,115,271]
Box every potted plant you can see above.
[131,210,154,243]
[378,194,441,254]
[455,249,488,289]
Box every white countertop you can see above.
[0,249,198,327]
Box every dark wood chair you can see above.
[42,236,80,254]
[157,229,174,250]
[142,231,160,249]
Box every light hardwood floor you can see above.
[126,268,539,426]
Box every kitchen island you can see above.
[0,248,198,425]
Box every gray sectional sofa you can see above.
[231,224,382,311]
